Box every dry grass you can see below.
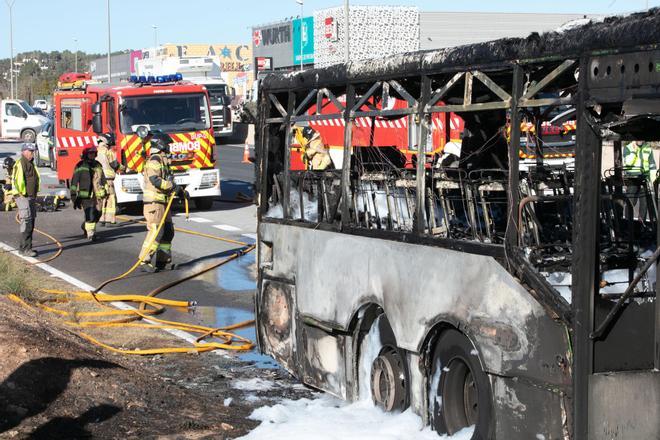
[0,252,37,300]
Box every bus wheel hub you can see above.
[370,347,407,412]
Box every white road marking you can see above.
[212,224,241,232]
[187,217,213,223]
[0,241,229,358]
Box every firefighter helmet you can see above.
[97,132,115,147]
[149,132,173,154]
[301,127,315,139]
[82,146,98,157]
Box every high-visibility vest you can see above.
[143,153,173,204]
[624,142,656,178]
[11,158,40,197]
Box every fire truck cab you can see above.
[53,73,220,209]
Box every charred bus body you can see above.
[255,10,660,440]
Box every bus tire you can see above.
[430,329,493,439]
[194,197,214,211]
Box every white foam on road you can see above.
[241,233,257,240]
[238,394,475,440]
[232,378,277,391]
[213,224,242,232]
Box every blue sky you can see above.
[1,0,657,59]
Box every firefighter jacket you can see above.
[97,143,124,180]
[70,159,107,200]
[11,157,40,197]
[143,152,174,204]
[624,142,657,180]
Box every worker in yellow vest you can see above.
[623,140,657,221]
[11,143,40,256]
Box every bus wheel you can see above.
[430,329,492,438]
[371,346,408,412]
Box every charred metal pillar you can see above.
[283,92,295,219]
[341,85,355,226]
[414,75,431,234]
[505,64,523,252]
[572,56,602,440]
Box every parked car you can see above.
[0,99,49,142]
[35,120,55,169]
[33,99,49,112]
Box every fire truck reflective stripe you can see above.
[365,118,372,126]
[394,120,401,128]
[450,118,457,130]
[61,138,68,148]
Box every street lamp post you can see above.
[106,0,111,82]
[152,24,158,51]
[73,38,78,72]
[5,0,16,99]
[295,0,303,71]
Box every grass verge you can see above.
[0,252,37,300]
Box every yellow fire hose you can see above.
[5,192,258,356]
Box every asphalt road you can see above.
[0,140,265,362]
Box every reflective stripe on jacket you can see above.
[11,158,40,197]
[142,153,173,204]
[70,160,107,200]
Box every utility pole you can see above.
[344,0,350,63]
[152,24,158,51]
[73,38,78,72]
[106,0,111,82]
[295,0,303,71]
[6,0,16,99]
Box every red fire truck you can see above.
[53,73,220,209]
[291,96,575,170]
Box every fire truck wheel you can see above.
[34,149,44,167]
[194,197,214,211]
[22,129,36,143]
[49,148,57,171]
[430,329,493,439]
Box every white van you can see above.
[0,99,50,142]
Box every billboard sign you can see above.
[252,20,293,69]
[324,17,338,41]
[293,16,314,65]
[256,57,273,71]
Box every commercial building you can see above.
[252,6,599,72]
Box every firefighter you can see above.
[139,132,184,272]
[624,140,657,221]
[70,146,108,241]
[2,157,17,211]
[96,133,124,225]
[295,127,333,170]
[12,143,40,256]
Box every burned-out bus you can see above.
[254,10,660,440]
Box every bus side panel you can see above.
[258,222,570,438]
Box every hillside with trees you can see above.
[0,50,102,102]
